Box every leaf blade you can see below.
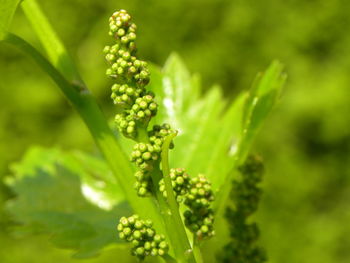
[238,60,286,164]
[5,147,131,257]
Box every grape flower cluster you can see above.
[218,155,267,263]
[159,168,215,240]
[131,124,175,197]
[104,9,156,139]
[184,175,215,239]
[105,10,216,260]
[105,10,177,198]
[159,168,190,202]
[117,215,169,260]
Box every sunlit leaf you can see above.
[171,86,226,178]
[148,55,285,196]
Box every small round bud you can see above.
[117,28,125,36]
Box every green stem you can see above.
[161,133,197,263]
[193,238,204,263]
[21,0,84,86]
[162,254,177,263]
[2,32,164,233]
[136,126,149,142]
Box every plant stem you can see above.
[21,0,84,86]
[162,254,177,263]
[160,133,197,263]
[193,238,204,263]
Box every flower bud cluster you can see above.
[117,215,169,260]
[131,142,162,171]
[218,155,266,263]
[114,94,158,138]
[130,123,175,197]
[134,170,152,197]
[149,123,175,149]
[104,10,156,139]
[235,155,264,217]
[130,141,162,196]
[183,175,215,240]
[130,95,158,120]
[158,168,215,240]
[159,168,190,202]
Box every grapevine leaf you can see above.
[124,55,285,199]
[237,61,286,164]
[148,54,242,190]
[213,61,285,215]
[0,0,20,40]
[171,86,226,177]
[204,93,247,188]
[153,53,201,130]
[149,55,285,196]
[5,147,131,258]
[163,53,197,112]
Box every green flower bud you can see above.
[117,28,125,36]
[135,246,144,256]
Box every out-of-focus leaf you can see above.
[5,147,130,258]
[213,61,285,214]
[237,61,286,164]
[0,0,20,40]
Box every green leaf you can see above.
[0,0,20,40]
[213,61,286,214]
[237,60,286,164]
[204,92,247,188]
[171,86,226,178]
[148,53,244,191]
[163,53,198,112]
[152,53,201,130]
[150,55,285,197]
[5,147,131,258]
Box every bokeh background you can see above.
[1,0,349,262]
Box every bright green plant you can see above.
[1,1,285,262]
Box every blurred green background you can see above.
[1,0,349,262]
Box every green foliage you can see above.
[5,147,131,258]
[2,12,284,259]
[0,0,20,40]
[238,61,286,164]
[0,0,348,262]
